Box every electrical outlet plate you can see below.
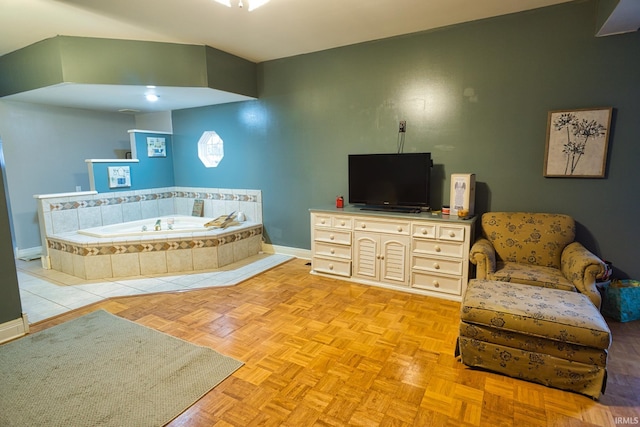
[399,120,407,133]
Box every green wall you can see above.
[172,0,640,279]
[0,36,257,98]
[0,159,21,324]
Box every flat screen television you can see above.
[348,152,432,212]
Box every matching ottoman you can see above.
[457,279,611,399]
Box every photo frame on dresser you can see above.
[543,107,612,178]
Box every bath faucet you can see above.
[155,219,161,231]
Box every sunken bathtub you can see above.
[46,215,263,280]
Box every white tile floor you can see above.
[16,253,293,324]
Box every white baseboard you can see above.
[262,243,311,260]
[15,246,42,261]
[0,314,30,344]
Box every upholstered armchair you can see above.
[470,212,606,308]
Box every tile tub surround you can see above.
[35,187,263,278]
[47,222,263,280]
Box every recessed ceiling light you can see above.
[213,0,270,11]
[146,85,156,89]
[145,94,159,102]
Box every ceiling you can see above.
[1,0,637,114]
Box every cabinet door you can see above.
[353,233,379,280]
[380,236,410,286]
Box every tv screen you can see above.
[348,153,432,210]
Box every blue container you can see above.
[601,280,640,322]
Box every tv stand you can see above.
[360,206,424,214]
[310,207,476,302]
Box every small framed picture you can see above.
[543,107,612,178]
[147,137,166,157]
[108,166,131,188]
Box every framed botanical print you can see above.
[543,107,612,178]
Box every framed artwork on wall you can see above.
[147,137,166,157]
[543,107,612,178]
[108,166,131,188]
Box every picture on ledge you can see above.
[543,107,612,178]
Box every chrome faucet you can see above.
[154,219,161,231]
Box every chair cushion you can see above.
[492,262,577,292]
[461,280,611,350]
[481,212,575,269]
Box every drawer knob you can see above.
[397,226,403,232]
[321,219,326,224]
[330,234,335,240]
[435,245,441,252]
[340,220,346,226]
[433,280,440,288]
[421,228,428,235]
[449,231,456,237]
[329,264,334,270]
[433,263,440,269]
[361,223,366,229]
[330,249,335,254]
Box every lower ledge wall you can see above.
[0,314,29,344]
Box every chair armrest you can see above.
[470,238,496,279]
[561,241,606,309]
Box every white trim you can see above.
[85,159,139,163]
[34,191,98,199]
[262,243,310,260]
[16,246,42,261]
[0,314,29,344]
[127,129,173,135]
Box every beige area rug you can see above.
[0,310,243,427]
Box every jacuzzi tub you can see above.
[46,215,263,280]
[78,215,218,238]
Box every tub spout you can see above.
[155,219,161,231]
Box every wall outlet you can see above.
[399,120,407,133]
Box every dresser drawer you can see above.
[354,218,410,235]
[313,256,351,277]
[313,214,333,227]
[314,241,351,260]
[411,271,462,295]
[412,256,463,275]
[314,228,352,245]
[412,223,437,239]
[332,216,353,229]
[437,225,465,242]
[412,239,464,258]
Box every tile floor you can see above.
[16,253,294,324]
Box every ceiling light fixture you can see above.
[213,0,270,12]
[145,94,159,102]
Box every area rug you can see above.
[0,310,243,427]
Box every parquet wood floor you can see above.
[30,258,640,426]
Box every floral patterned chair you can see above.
[469,212,606,308]
[461,213,611,398]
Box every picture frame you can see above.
[108,166,131,188]
[543,107,612,178]
[147,137,166,157]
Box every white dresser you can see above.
[310,207,476,301]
